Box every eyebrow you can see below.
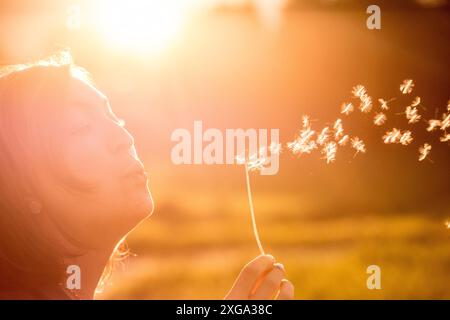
[69,94,110,115]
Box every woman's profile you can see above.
[0,52,294,300]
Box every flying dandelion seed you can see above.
[405,106,421,124]
[378,98,394,110]
[341,102,354,115]
[400,79,414,94]
[333,119,344,139]
[352,85,366,98]
[440,112,450,131]
[374,112,387,126]
[351,137,366,156]
[418,143,432,161]
[427,119,441,132]
[359,95,373,113]
[338,134,349,146]
[399,131,413,146]
[287,126,317,155]
[411,96,421,107]
[317,127,330,146]
[301,115,310,128]
[383,128,402,144]
[321,141,337,164]
[440,133,450,142]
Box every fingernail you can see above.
[274,263,285,271]
[265,254,275,262]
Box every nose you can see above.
[108,123,135,155]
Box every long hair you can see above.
[0,51,122,297]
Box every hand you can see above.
[224,254,294,300]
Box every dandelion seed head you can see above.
[418,143,432,161]
[378,98,390,110]
[440,113,450,131]
[400,79,414,94]
[411,96,421,107]
[338,134,349,146]
[321,141,337,164]
[317,127,330,146]
[351,136,366,155]
[341,102,354,115]
[427,119,441,132]
[440,133,450,142]
[359,94,373,113]
[333,119,344,139]
[352,85,366,98]
[383,128,402,144]
[399,130,413,146]
[301,115,310,128]
[374,112,387,126]
[405,106,421,124]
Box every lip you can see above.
[122,162,148,182]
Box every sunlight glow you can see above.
[97,0,187,53]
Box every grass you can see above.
[96,190,450,300]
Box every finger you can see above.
[276,279,294,300]
[226,254,275,299]
[250,263,285,300]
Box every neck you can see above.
[63,247,114,300]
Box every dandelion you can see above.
[418,143,431,161]
[338,134,349,146]
[374,112,387,126]
[383,128,402,144]
[352,85,366,98]
[236,144,282,255]
[359,94,373,113]
[341,102,354,115]
[351,136,366,156]
[317,127,330,146]
[399,131,413,146]
[440,133,450,142]
[400,79,414,94]
[427,119,441,132]
[405,106,421,124]
[333,119,344,139]
[321,141,337,164]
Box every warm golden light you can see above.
[97,0,187,53]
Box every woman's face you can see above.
[37,77,154,248]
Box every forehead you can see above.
[68,77,107,105]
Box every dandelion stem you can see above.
[244,163,265,256]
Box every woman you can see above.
[0,52,294,300]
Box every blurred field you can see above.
[1,2,448,300]
[97,187,450,299]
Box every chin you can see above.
[130,187,154,220]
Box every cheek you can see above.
[63,135,112,184]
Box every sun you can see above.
[97,0,186,53]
